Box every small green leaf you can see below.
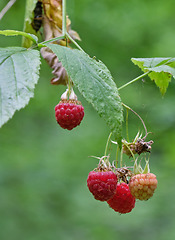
[44,44,123,141]
[22,0,39,48]
[0,47,41,127]
[132,57,175,95]
[0,30,38,45]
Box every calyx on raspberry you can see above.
[128,157,158,200]
[87,157,118,201]
[115,167,132,184]
[55,89,84,130]
[107,182,136,214]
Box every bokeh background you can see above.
[0,0,175,239]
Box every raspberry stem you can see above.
[122,139,136,161]
[62,0,67,36]
[122,103,148,137]
[39,0,85,52]
[120,146,123,168]
[67,77,72,98]
[126,108,130,142]
[104,132,112,161]
[115,145,120,168]
[66,33,85,52]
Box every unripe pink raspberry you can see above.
[87,170,118,201]
[129,173,158,200]
[55,100,84,130]
[107,182,136,214]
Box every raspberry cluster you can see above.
[55,100,84,130]
[87,169,136,214]
[87,163,158,214]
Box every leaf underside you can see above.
[0,47,41,127]
[45,44,123,141]
[132,57,175,95]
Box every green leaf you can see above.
[0,47,41,127]
[22,0,39,48]
[0,30,38,45]
[44,44,123,141]
[132,57,175,95]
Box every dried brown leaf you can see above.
[41,0,81,85]
[41,47,68,85]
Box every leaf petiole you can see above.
[118,71,150,91]
[0,30,38,44]
[38,36,65,47]
[66,33,85,52]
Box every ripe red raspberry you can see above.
[55,100,84,130]
[87,171,118,201]
[107,182,136,214]
[129,173,158,201]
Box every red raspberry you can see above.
[55,100,84,130]
[129,173,158,201]
[107,182,136,214]
[87,171,118,201]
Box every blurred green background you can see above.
[0,0,175,239]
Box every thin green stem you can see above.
[104,132,112,159]
[62,0,67,36]
[122,102,147,136]
[66,33,85,52]
[38,0,84,52]
[120,146,123,168]
[67,77,71,97]
[115,145,119,168]
[122,140,136,161]
[38,36,65,47]
[0,0,16,20]
[118,71,150,91]
[126,109,129,142]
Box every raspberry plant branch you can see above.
[0,0,16,20]
[38,33,84,52]
[62,0,67,36]
[38,36,65,47]
[122,103,148,137]
[66,33,85,52]
[38,0,84,52]
[61,0,84,52]
[118,71,150,91]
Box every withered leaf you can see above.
[41,0,81,85]
[40,47,68,85]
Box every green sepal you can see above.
[133,158,150,175]
[142,160,150,174]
